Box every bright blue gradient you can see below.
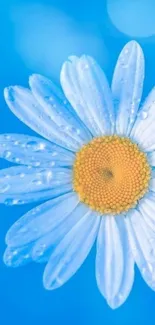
[1,0,155,324]
[107,0,155,38]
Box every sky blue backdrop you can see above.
[1,0,155,324]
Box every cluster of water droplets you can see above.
[4,245,31,267]
[0,153,72,205]
[130,89,155,151]
[0,134,74,168]
[30,75,93,149]
[112,42,145,137]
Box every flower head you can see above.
[1,41,155,309]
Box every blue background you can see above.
[1,0,155,324]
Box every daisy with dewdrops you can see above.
[1,41,155,309]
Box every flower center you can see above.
[73,135,151,214]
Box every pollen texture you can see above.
[73,136,151,214]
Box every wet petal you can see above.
[0,134,74,167]
[43,211,100,289]
[5,192,79,247]
[29,74,92,146]
[60,55,115,137]
[138,192,155,233]
[96,215,134,308]
[131,87,155,151]
[147,151,155,168]
[126,208,155,290]
[0,166,72,205]
[112,41,144,136]
[148,169,155,193]
[4,86,90,152]
[32,202,93,263]
[3,244,33,267]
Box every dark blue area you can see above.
[0,0,155,324]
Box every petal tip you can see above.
[4,86,19,106]
[43,268,64,291]
[123,40,143,54]
[3,247,12,267]
[68,55,79,63]
[43,275,53,291]
[29,73,39,87]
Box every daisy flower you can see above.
[1,41,155,309]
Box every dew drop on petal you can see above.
[19,173,25,178]
[33,161,41,167]
[4,198,21,206]
[0,184,10,193]
[32,180,43,186]
[3,151,12,159]
[140,111,148,119]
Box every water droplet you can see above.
[24,254,29,259]
[148,263,153,273]
[38,143,46,150]
[14,141,20,146]
[15,158,20,163]
[4,174,11,179]
[84,64,89,69]
[12,250,18,256]
[118,293,124,300]
[46,171,53,181]
[76,129,81,135]
[34,161,41,167]
[19,173,25,178]
[130,117,135,123]
[141,111,148,119]
[35,244,46,256]
[124,49,129,54]
[123,64,129,69]
[27,141,37,147]
[32,180,42,186]
[0,184,10,193]
[51,151,57,157]
[3,151,11,159]
[5,135,11,140]
[4,198,20,206]
[19,227,27,233]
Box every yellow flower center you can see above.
[73,135,151,215]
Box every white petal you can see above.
[0,134,74,167]
[3,244,32,267]
[29,74,91,146]
[96,215,134,308]
[32,202,93,263]
[112,41,144,136]
[43,211,100,289]
[148,169,155,193]
[138,192,155,233]
[147,151,155,167]
[0,166,72,205]
[4,86,90,152]
[126,208,155,290]
[130,87,155,151]
[60,55,115,137]
[5,192,79,247]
